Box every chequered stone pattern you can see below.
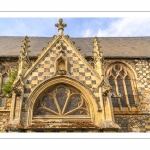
[24,47,99,102]
[113,59,150,91]
[24,50,57,100]
[133,59,150,90]
[115,115,150,132]
[67,50,98,96]
[125,59,150,113]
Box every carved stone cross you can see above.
[55,18,67,35]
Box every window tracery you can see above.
[0,62,9,107]
[106,63,139,111]
[33,84,89,116]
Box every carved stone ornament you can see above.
[56,70,66,75]
[55,18,67,35]
[56,42,67,52]
[100,78,112,96]
[111,92,122,98]
[12,74,24,95]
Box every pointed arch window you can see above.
[0,63,9,108]
[106,63,138,111]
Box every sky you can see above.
[1,18,150,37]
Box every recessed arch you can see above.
[26,76,98,125]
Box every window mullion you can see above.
[123,78,131,111]
[53,91,62,115]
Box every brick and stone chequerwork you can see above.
[0,19,150,132]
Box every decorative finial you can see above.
[55,18,67,35]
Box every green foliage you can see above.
[2,69,18,94]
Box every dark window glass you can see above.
[112,69,116,76]
[0,98,5,107]
[125,76,135,106]
[109,76,119,107]
[33,85,89,116]
[115,65,120,71]
[117,76,127,107]
[120,69,125,76]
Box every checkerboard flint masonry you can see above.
[0,18,150,132]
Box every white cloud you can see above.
[0,18,58,37]
[82,29,93,37]
[1,18,150,37]
[97,18,150,37]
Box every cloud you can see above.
[1,18,150,37]
[82,29,93,37]
[97,18,150,37]
[0,18,58,37]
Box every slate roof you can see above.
[0,36,150,58]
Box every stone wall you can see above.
[0,58,150,132]
[115,115,150,132]
[0,112,10,132]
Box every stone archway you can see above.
[25,76,100,126]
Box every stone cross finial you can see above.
[55,18,67,35]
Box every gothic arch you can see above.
[105,60,138,79]
[26,76,98,125]
[105,61,139,111]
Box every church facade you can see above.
[0,19,150,132]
